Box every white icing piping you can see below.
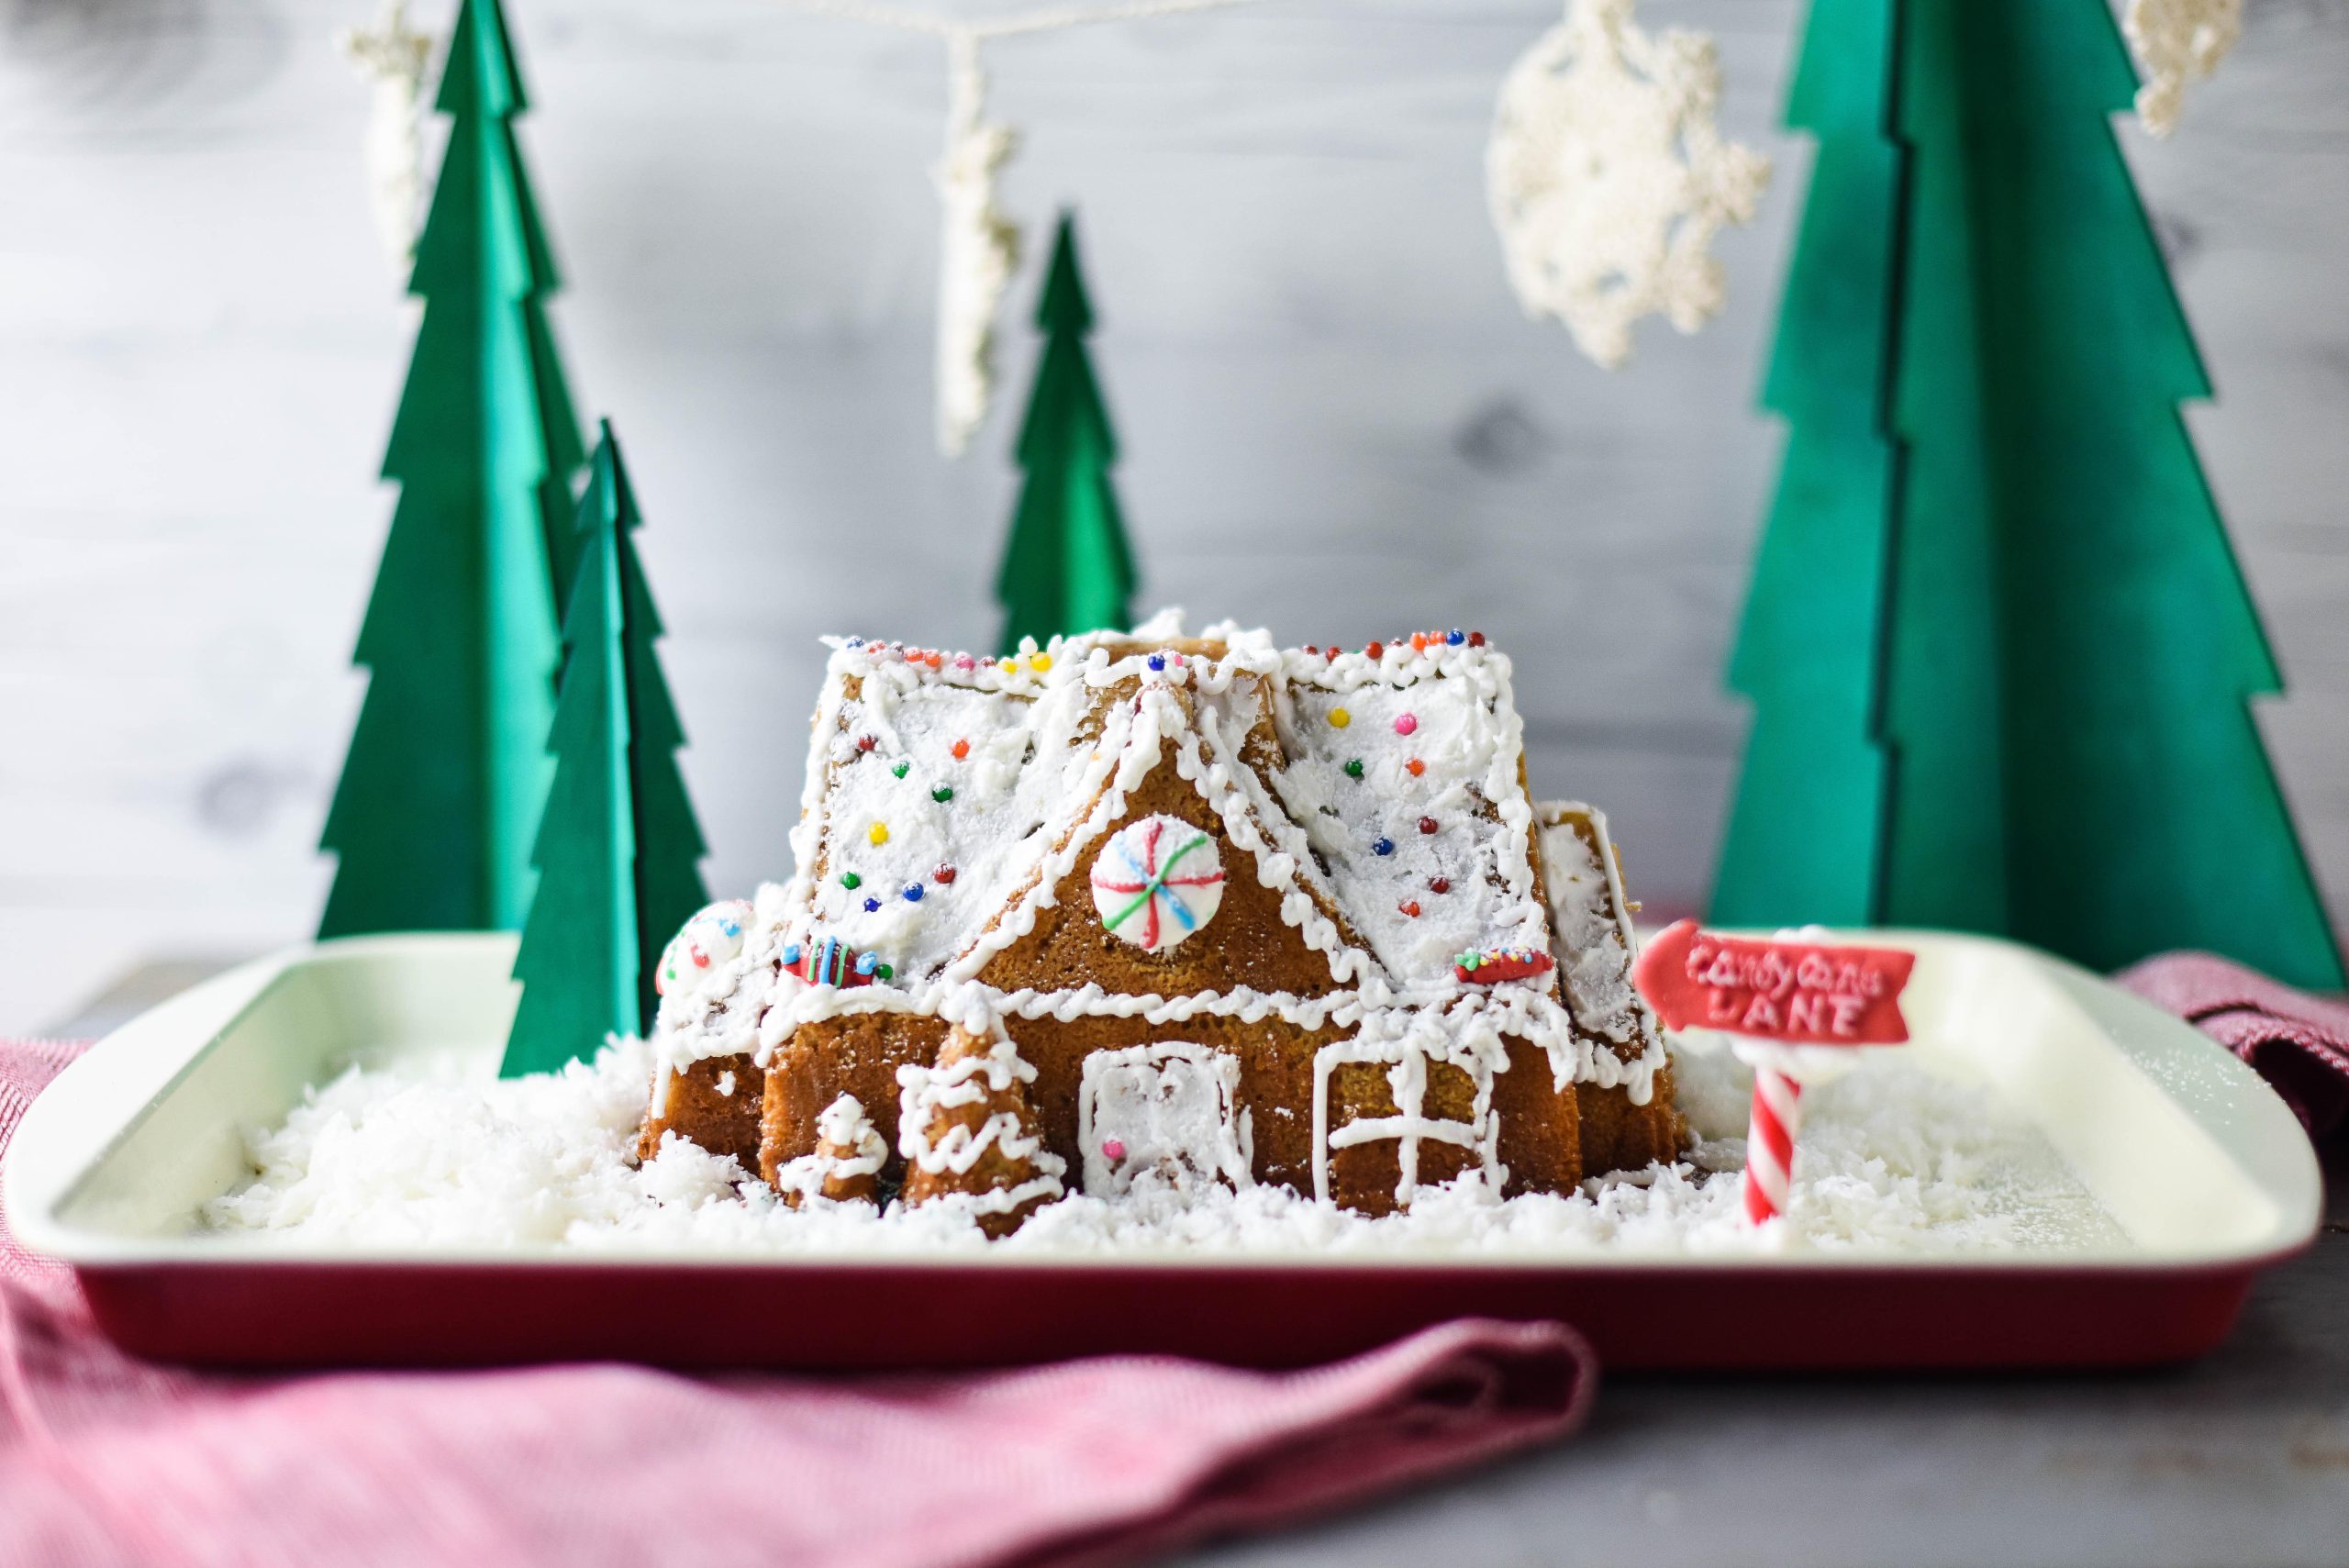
[896,1035,1069,1203]
[1076,1040,1254,1198]
[773,1093,888,1204]
[1309,1019,1505,1208]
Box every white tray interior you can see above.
[5,931,2321,1271]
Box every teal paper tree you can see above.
[319,0,587,938]
[995,212,1139,652]
[504,422,708,1077]
[1716,0,2343,987]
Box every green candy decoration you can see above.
[995,212,1140,653]
[502,423,709,1076]
[319,0,587,938]
[1716,0,2343,987]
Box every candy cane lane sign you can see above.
[1632,920,1915,1046]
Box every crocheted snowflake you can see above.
[1486,0,1769,370]
[2123,0,2242,139]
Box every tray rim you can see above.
[5,930,2325,1280]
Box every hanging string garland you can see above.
[1486,0,1770,371]
[338,0,435,269]
[771,0,1262,455]
[2123,0,2242,139]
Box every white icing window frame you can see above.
[1076,1040,1254,1197]
[1310,1036,1501,1207]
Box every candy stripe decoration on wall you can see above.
[1714,0,2344,989]
[504,422,709,1077]
[319,0,589,939]
[995,212,1139,653]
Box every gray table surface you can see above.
[49,966,2349,1568]
[1167,1165,2349,1568]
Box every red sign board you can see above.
[1632,919,1915,1045]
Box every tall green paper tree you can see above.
[995,211,1139,652]
[1715,0,1901,929]
[1717,0,2343,988]
[319,0,588,938]
[504,422,708,1077]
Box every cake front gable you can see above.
[949,678,1382,996]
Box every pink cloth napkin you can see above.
[2116,951,2349,1140]
[0,1040,1595,1568]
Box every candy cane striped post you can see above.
[1742,1065,1804,1227]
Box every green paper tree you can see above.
[319,0,588,939]
[1715,0,1900,929]
[995,211,1139,652]
[1716,0,2343,987]
[504,422,708,1077]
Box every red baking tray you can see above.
[5,933,2319,1371]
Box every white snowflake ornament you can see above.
[2123,0,2241,139]
[1486,0,1770,370]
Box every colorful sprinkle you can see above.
[1147,653,1166,672]
[1399,899,1421,918]
[855,735,877,753]
[868,822,889,846]
[854,951,878,976]
[876,962,895,981]
[934,864,957,884]
[903,884,924,903]
[1446,628,1464,646]
[863,897,881,913]
[1001,657,1019,673]
[1429,876,1451,895]
[1030,653,1052,673]
[1102,1138,1127,1162]
[931,784,953,803]
[955,653,976,671]
[1419,816,1439,835]
[951,738,970,761]
[841,872,862,890]
[1325,647,1341,662]
[1372,836,1395,857]
[891,761,909,779]
[1330,707,1352,729]
[1410,633,1428,652]
[1467,631,1486,648]
[1366,640,1385,660]
[1394,713,1418,736]
[1406,758,1425,777]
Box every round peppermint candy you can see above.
[656,898,752,997]
[1089,816,1225,952]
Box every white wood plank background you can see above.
[2,0,2344,1031]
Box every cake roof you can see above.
[781,614,1553,995]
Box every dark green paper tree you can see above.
[995,212,1139,652]
[1716,0,2343,987]
[319,0,588,938]
[504,422,708,1077]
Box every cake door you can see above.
[1076,1041,1253,1197]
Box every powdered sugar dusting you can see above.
[201,1038,2121,1257]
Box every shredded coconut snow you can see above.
[200,1038,2121,1258]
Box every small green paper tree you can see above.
[1716,0,2343,987]
[996,211,1139,652]
[319,0,587,938]
[504,422,708,1077]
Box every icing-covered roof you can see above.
[781,615,1553,993]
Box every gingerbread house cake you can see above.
[640,615,1679,1231]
